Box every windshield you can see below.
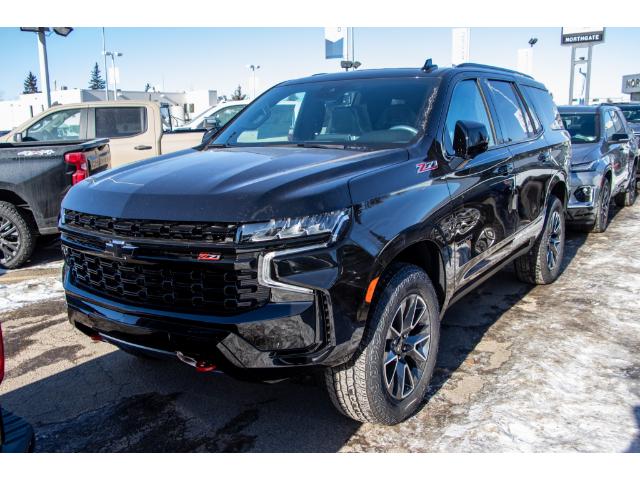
[213,77,440,148]
[560,113,599,143]
[619,106,640,123]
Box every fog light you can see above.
[574,186,593,203]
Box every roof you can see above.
[558,105,609,113]
[280,64,546,89]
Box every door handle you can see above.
[494,162,514,176]
[134,145,152,150]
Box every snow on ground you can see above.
[0,274,64,313]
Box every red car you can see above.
[0,323,35,452]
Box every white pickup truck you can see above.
[0,100,206,168]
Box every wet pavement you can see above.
[0,205,639,452]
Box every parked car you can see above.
[0,139,110,268]
[0,101,203,168]
[60,63,570,425]
[559,105,638,233]
[0,323,35,452]
[171,100,248,131]
[601,102,640,140]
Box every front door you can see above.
[442,78,518,290]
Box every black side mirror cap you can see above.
[453,120,490,159]
[609,132,629,143]
[201,127,220,145]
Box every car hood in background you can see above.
[62,146,408,222]
[570,143,601,166]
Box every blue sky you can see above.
[0,27,638,104]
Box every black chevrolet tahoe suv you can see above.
[61,62,570,425]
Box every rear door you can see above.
[442,77,518,289]
[482,79,555,234]
[602,109,629,193]
[89,105,157,168]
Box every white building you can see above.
[0,88,218,131]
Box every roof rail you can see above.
[455,62,534,79]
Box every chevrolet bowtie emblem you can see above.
[105,240,137,260]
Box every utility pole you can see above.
[104,51,123,100]
[102,28,109,101]
[247,64,260,98]
[20,27,73,108]
[36,29,51,108]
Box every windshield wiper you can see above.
[296,142,368,151]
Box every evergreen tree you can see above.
[88,62,106,90]
[23,71,38,94]
[230,85,247,101]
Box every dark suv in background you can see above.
[559,105,638,232]
[60,62,569,425]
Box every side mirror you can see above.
[203,117,221,130]
[453,120,489,159]
[201,128,219,145]
[609,132,629,143]
[14,132,23,142]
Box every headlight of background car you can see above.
[571,159,598,172]
[237,209,350,244]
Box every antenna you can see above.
[422,58,438,72]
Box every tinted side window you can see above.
[96,107,147,138]
[487,80,531,143]
[444,79,495,154]
[521,85,564,131]
[24,109,81,141]
[612,111,626,134]
[603,111,619,139]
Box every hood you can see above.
[570,143,600,166]
[62,146,408,222]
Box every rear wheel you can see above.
[515,195,565,285]
[614,162,637,207]
[324,263,440,425]
[0,201,36,269]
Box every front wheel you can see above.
[324,263,440,425]
[515,195,565,285]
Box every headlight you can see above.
[238,209,349,244]
[571,159,598,172]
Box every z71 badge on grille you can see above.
[197,253,221,261]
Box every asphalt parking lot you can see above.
[0,204,639,452]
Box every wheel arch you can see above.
[0,189,38,231]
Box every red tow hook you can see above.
[195,362,216,373]
[177,351,217,373]
[89,334,104,343]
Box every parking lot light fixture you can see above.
[247,64,261,99]
[104,51,124,101]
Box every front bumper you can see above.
[0,408,35,453]
[566,169,602,224]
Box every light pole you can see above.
[246,64,260,98]
[19,27,73,109]
[101,28,110,101]
[103,51,123,100]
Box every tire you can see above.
[515,195,565,285]
[324,263,440,425]
[614,162,637,207]
[0,201,36,269]
[590,178,612,233]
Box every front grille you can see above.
[65,247,270,315]
[63,210,237,243]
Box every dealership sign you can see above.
[325,27,345,59]
[561,27,605,45]
[622,74,640,94]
